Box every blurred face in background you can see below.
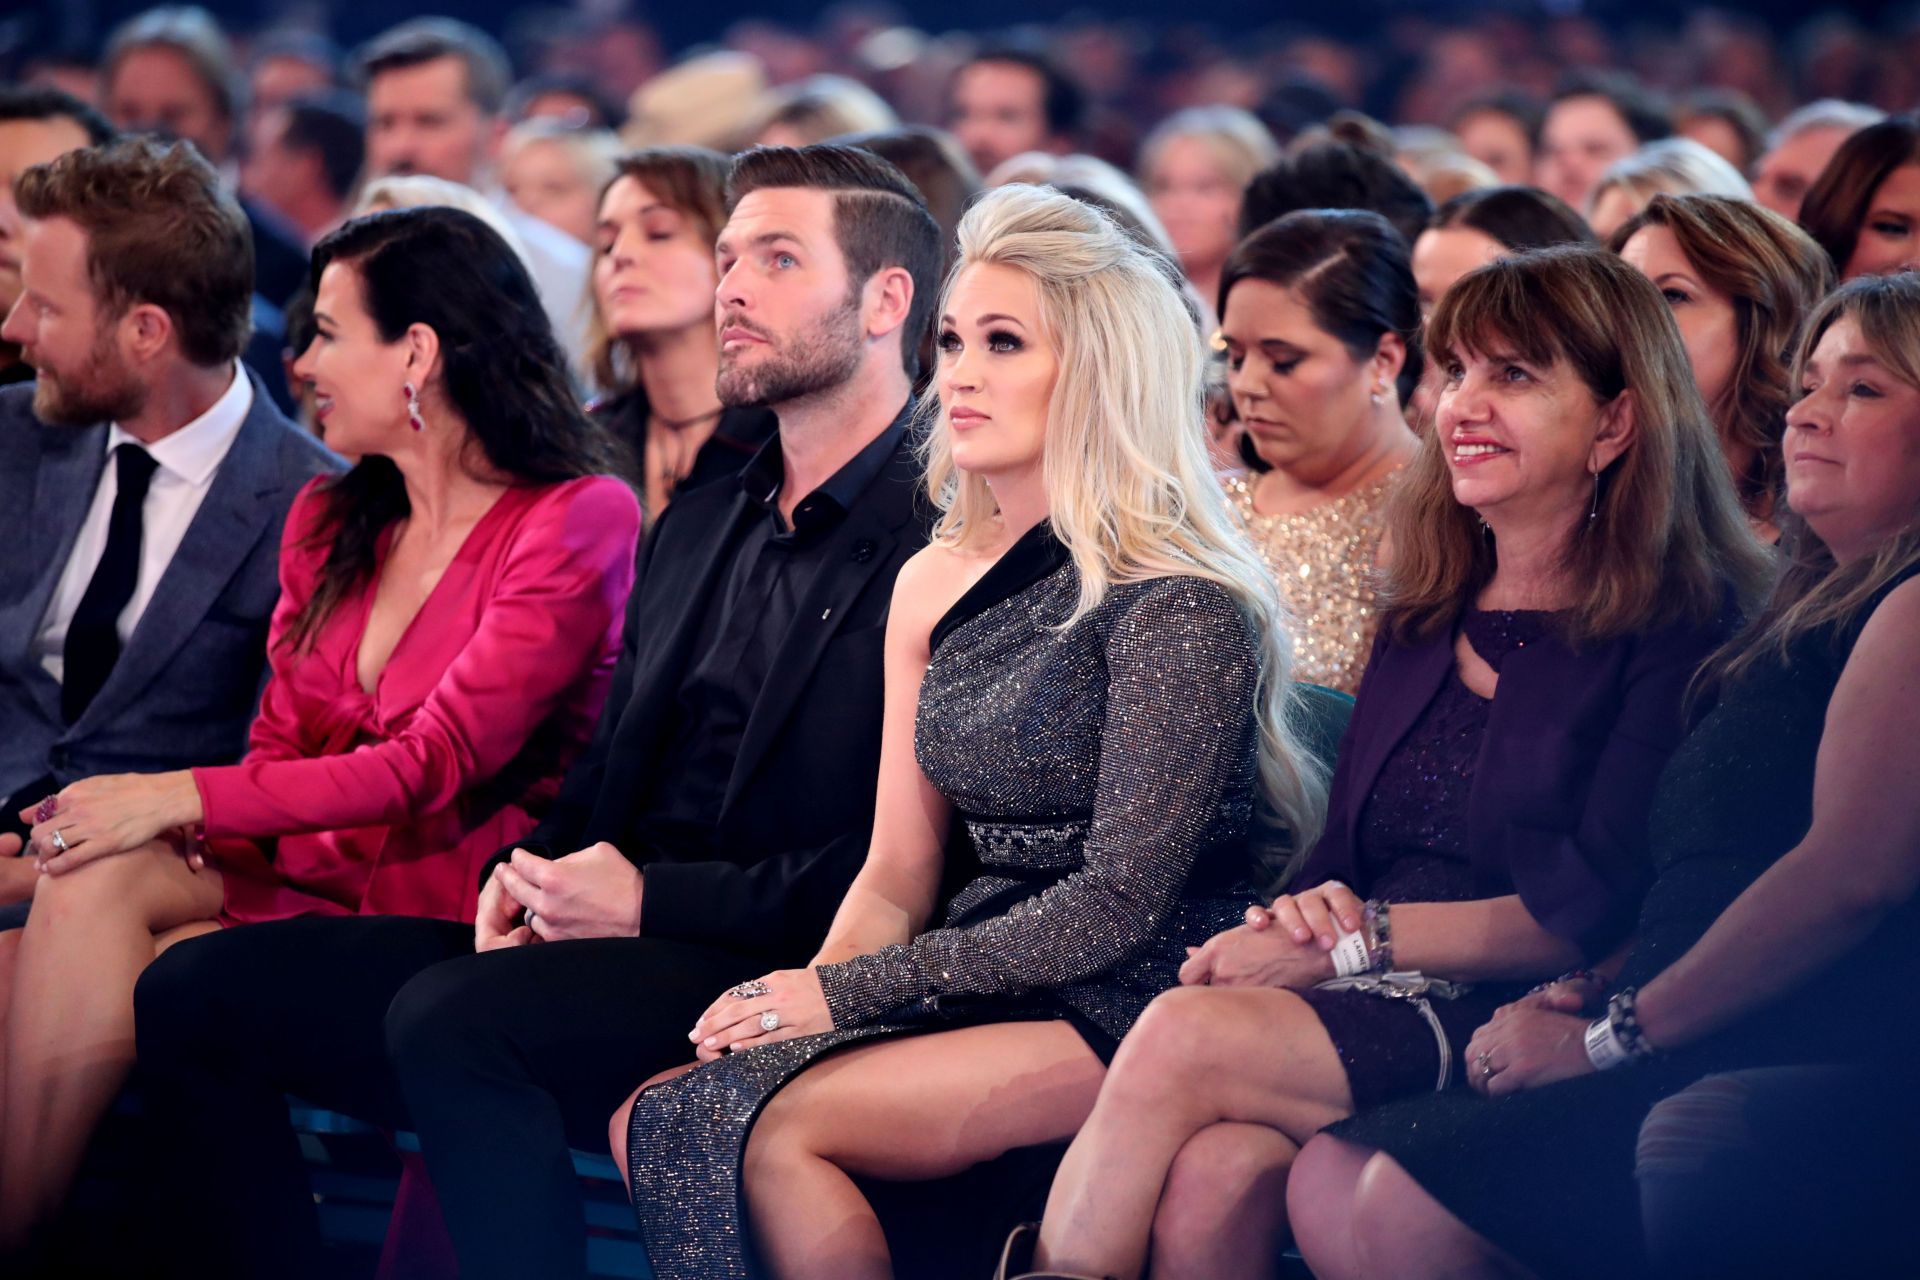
[1454,107,1533,185]
[1752,124,1853,221]
[950,60,1055,177]
[1145,135,1244,288]
[248,54,333,131]
[1411,225,1504,319]
[0,114,92,321]
[365,55,493,186]
[1537,94,1638,213]
[504,137,599,244]
[105,45,230,164]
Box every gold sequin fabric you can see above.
[1223,469,1398,694]
[625,548,1261,1279]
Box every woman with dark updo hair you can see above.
[3,206,639,1244]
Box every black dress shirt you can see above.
[635,413,908,848]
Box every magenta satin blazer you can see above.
[193,474,639,925]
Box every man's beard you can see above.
[32,330,148,427]
[716,291,865,408]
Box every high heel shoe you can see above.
[992,1222,1117,1280]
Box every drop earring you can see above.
[1588,470,1601,522]
[404,382,424,432]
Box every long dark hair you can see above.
[288,206,622,650]
[1798,115,1920,278]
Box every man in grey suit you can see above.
[0,137,341,919]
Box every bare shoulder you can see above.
[1843,574,1920,680]
[889,538,1009,654]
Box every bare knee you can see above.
[28,847,156,926]
[1105,986,1239,1103]
[1155,1123,1295,1260]
[1349,1150,1525,1278]
[1288,1135,1373,1269]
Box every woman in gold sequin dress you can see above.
[1216,210,1423,693]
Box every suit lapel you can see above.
[73,393,280,730]
[13,428,107,653]
[591,487,753,813]
[3,426,105,720]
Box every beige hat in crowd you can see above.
[621,51,769,151]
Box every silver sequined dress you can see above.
[625,524,1261,1278]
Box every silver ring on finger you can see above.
[727,979,771,1000]
[759,1010,781,1032]
[50,828,69,855]
[525,910,538,931]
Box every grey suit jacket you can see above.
[0,369,343,802]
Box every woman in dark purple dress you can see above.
[1286,248,1920,1280]
[1009,246,1773,1280]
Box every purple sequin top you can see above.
[1354,609,1557,903]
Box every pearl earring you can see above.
[404,382,424,432]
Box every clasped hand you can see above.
[475,843,644,950]
[1465,983,1595,1097]
[18,772,201,874]
[1178,882,1366,988]
[687,968,833,1063]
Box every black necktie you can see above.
[62,443,159,723]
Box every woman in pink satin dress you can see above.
[2,206,639,1251]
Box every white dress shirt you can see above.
[36,365,253,684]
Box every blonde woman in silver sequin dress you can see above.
[1216,210,1423,694]
[605,184,1329,1280]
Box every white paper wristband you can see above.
[1584,1014,1633,1071]
[1330,928,1373,978]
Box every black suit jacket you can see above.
[486,416,933,961]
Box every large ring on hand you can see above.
[1475,1052,1495,1079]
[727,980,771,1000]
[49,828,69,855]
[35,796,59,824]
[759,1010,781,1032]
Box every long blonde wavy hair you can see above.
[922,183,1329,857]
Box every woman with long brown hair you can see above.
[1798,114,1920,280]
[1612,193,1835,537]
[1012,245,1769,1280]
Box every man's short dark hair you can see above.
[0,85,117,147]
[104,6,241,126]
[1240,141,1434,246]
[278,91,366,201]
[965,47,1087,141]
[1550,71,1673,146]
[354,19,512,117]
[16,137,253,366]
[728,144,944,380]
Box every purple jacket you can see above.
[1295,598,1739,958]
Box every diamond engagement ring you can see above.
[759,1010,781,1032]
[727,980,771,1000]
[50,828,69,855]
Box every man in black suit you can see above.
[134,144,945,1280]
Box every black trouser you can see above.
[133,915,765,1280]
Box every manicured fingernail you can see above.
[703,1036,717,1048]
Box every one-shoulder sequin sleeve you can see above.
[815,576,1260,1027]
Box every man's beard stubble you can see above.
[716,291,865,409]
[33,330,148,428]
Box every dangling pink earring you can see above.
[404,382,424,432]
